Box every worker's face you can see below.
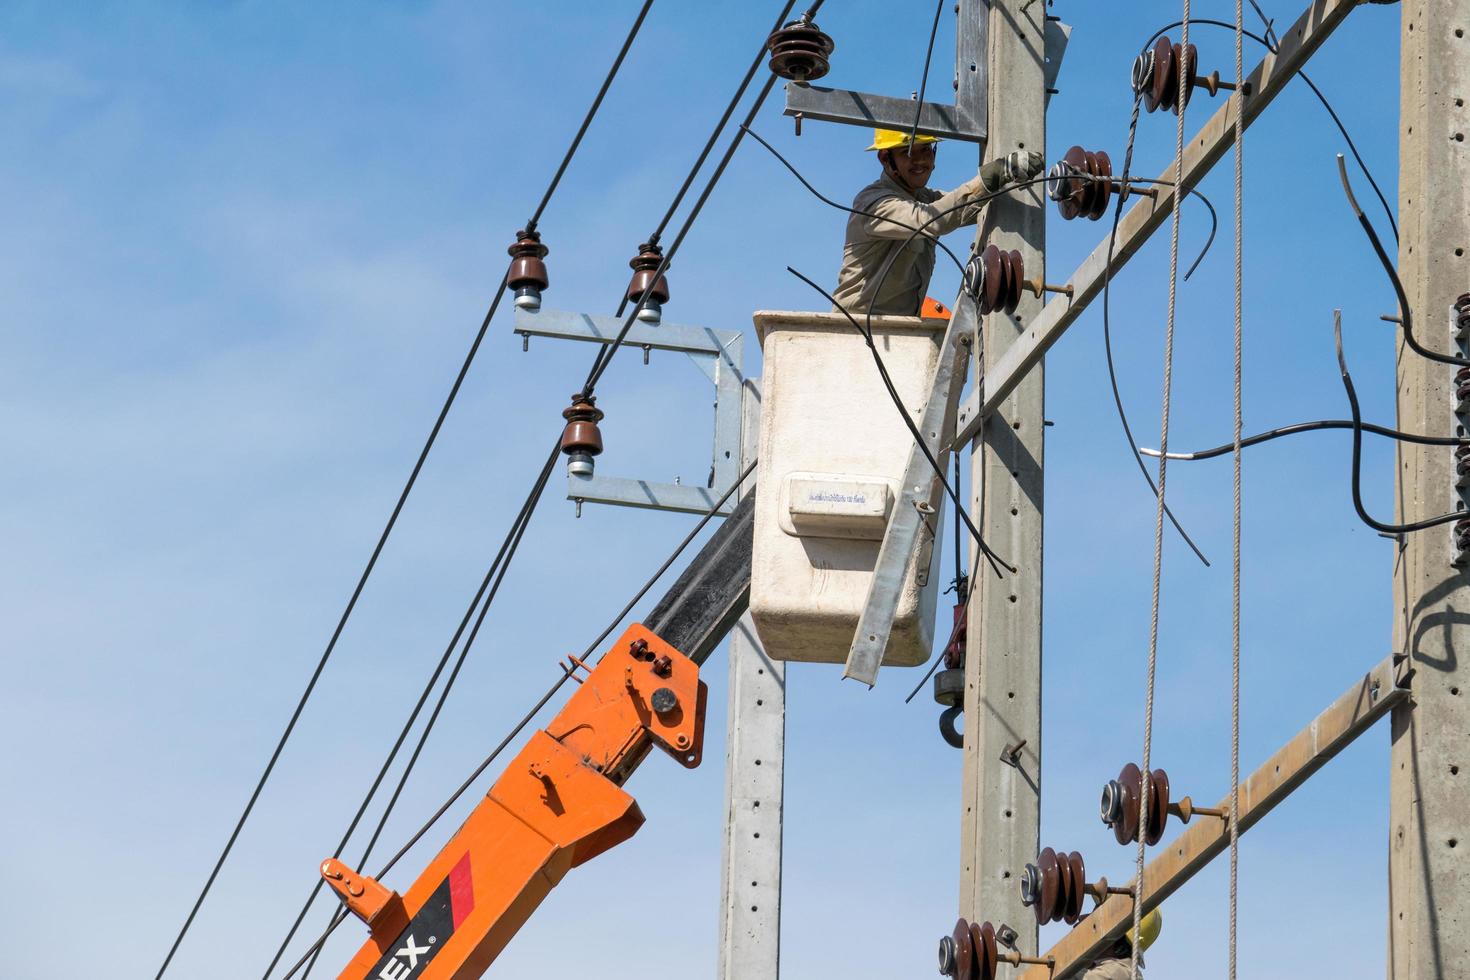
[883,143,936,189]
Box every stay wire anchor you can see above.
[936,918,1054,980]
[507,228,550,312]
[1020,847,1133,926]
[1132,36,1249,116]
[1046,145,1159,222]
[1099,762,1227,847]
[967,243,1072,316]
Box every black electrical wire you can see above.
[1336,155,1459,367]
[263,443,559,979]
[1101,71,1212,567]
[274,460,757,980]
[266,3,802,971]
[153,10,668,976]
[1143,14,1398,241]
[526,0,656,232]
[606,0,798,318]
[787,266,1014,577]
[1144,419,1460,461]
[907,0,946,148]
[1335,312,1465,534]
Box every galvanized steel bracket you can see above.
[514,308,745,516]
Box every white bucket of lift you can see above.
[749,310,947,667]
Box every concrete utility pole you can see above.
[1389,1,1470,976]
[718,381,786,979]
[960,0,1046,945]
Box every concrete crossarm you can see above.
[1019,654,1412,980]
[952,0,1358,449]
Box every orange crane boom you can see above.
[321,624,707,979]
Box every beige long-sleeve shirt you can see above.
[1080,955,1140,979]
[829,171,988,317]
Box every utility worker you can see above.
[1080,908,1163,979]
[830,128,1045,316]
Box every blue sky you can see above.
[0,2,1408,977]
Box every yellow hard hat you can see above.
[1126,908,1162,954]
[866,128,942,152]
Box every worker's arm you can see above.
[858,150,1045,240]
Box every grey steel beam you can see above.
[951,0,1360,449]
[1021,655,1411,979]
[783,83,981,142]
[782,0,988,144]
[842,300,973,686]
[514,307,744,516]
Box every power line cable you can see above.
[263,444,559,979]
[267,4,800,971]
[787,267,1014,576]
[1336,154,1462,367]
[906,0,946,148]
[1334,312,1465,535]
[1133,5,1191,976]
[1142,419,1460,461]
[273,460,756,980]
[152,8,659,970]
[1102,68,1211,569]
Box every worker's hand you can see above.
[1005,149,1045,183]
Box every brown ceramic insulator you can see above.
[1004,250,1025,315]
[1084,149,1114,220]
[506,228,550,292]
[974,921,999,980]
[1457,444,1470,479]
[766,19,835,81]
[1145,768,1171,845]
[1115,762,1144,845]
[1145,37,1176,113]
[1037,847,1062,924]
[1048,145,1091,221]
[979,245,1004,314]
[624,241,670,306]
[1457,368,1470,403]
[1456,293,1470,331]
[1064,851,1087,923]
[949,918,975,980]
[560,394,605,458]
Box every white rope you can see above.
[1132,3,1190,978]
[1229,0,1245,975]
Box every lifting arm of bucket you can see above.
[324,624,707,980]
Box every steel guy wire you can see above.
[1229,1,1244,975]
[152,7,665,973]
[273,460,757,980]
[1133,5,1191,977]
[787,267,1015,577]
[263,443,559,980]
